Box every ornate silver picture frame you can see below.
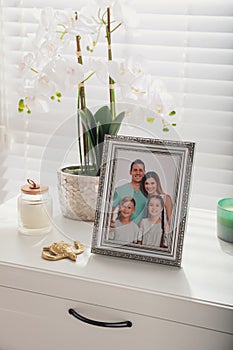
[91,135,195,267]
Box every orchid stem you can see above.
[76,30,88,172]
[76,34,86,110]
[106,7,116,119]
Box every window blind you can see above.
[0,0,232,210]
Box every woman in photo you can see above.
[141,171,173,226]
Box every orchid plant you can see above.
[18,0,176,176]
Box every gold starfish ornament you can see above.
[42,240,84,261]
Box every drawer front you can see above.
[0,286,232,350]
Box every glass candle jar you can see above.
[18,179,53,235]
[217,198,233,243]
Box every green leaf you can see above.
[77,107,125,174]
[79,108,97,146]
[94,106,113,125]
[94,106,114,142]
[108,111,125,135]
[78,109,97,159]
[80,108,95,128]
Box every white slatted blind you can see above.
[0,0,232,210]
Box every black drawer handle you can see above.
[68,308,132,328]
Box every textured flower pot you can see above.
[57,167,99,221]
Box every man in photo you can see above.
[112,159,147,225]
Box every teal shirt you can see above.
[113,183,147,225]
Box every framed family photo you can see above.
[91,135,195,267]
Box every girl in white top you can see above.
[138,195,168,247]
[110,196,139,243]
[141,171,173,227]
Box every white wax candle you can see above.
[20,200,52,229]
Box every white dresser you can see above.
[0,198,232,350]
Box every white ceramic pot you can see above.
[57,167,99,221]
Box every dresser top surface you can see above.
[0,197,233,308]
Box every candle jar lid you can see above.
[21,179,49,195]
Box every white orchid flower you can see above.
[108,61,134,86]
[88,58,108,84]
[126,56,144,77]
[17,3,176,128]
[34,8,59,47]
[22,87,50,113]
[156,91,177,117]
[136,76,161,105]
[119,74,151,103]
[18,53,35,73]
[144,78,175,117]
[55,9,97,38]
[119,73,174,120]
[108,59,142,87]
[43,57,85,90]
[63,59,86,87]
[39,40,59,58]
[34,73,56,96]
[19,72,59,113]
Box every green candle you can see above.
[217,198,233,243]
